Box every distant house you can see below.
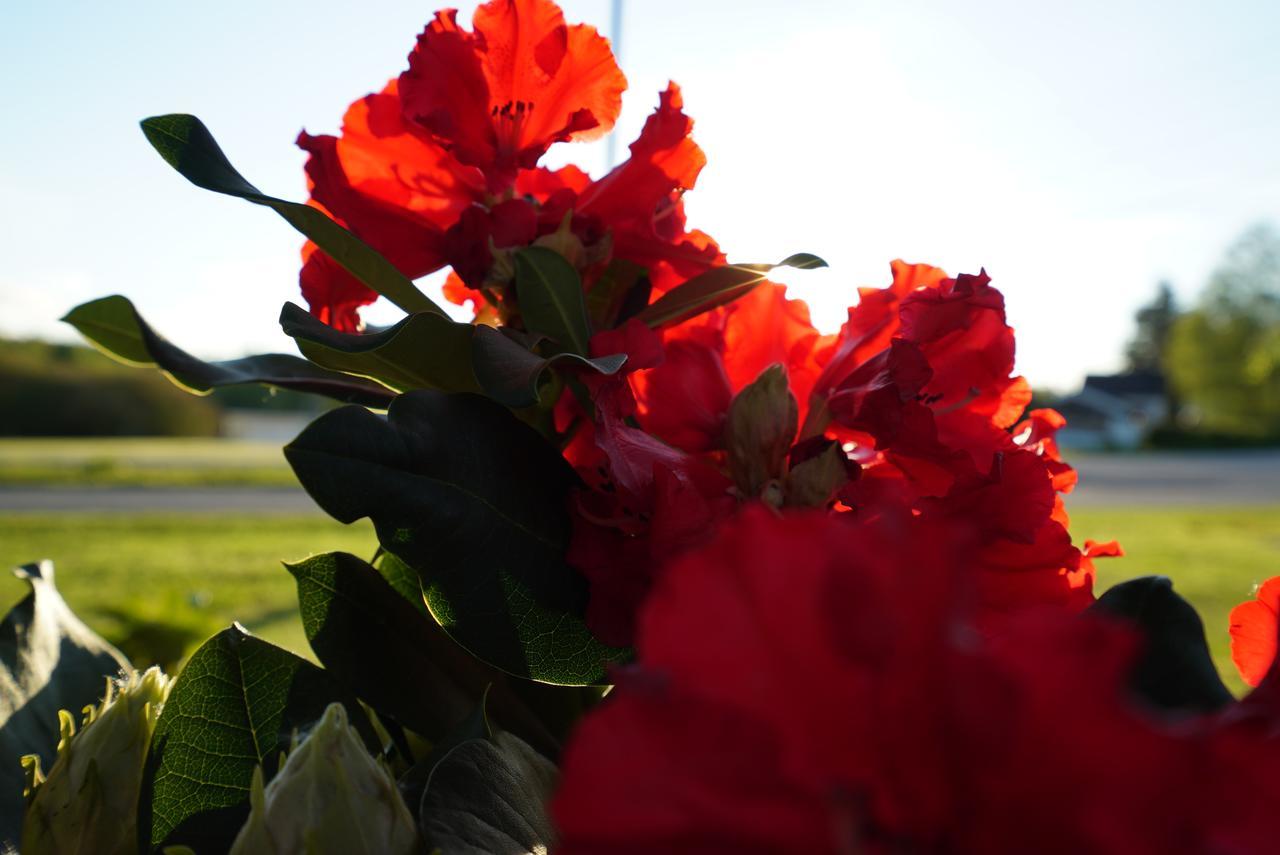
[1055,371,1169,450]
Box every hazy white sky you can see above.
[3,0,1278,391]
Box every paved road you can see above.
[1068,451,1280,507]
[0,486,320,514]
[0,452,1276,513]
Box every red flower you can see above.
[1229,576,1280,687]
[813,266,1112,621]
[810,259,947,404]
[399,0,627,192]
[553,508,1200,854]
[563,371,735,646]
[573,83,718,282]
[896,270,1031,472]
[297,81,485,329]
[299,75,713,329]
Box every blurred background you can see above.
[1,0,1277,688]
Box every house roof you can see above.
[1082,370,1166,397]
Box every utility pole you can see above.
[605,0,624,169]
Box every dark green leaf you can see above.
[471,325,626,408]
[375,552,430,619]
[139,625,374,852]
[418,732,558,855]
[398,688,494,812]
[585,259,649,330]
[738,252,828,273]
[286,552,558,756]
[0,562,130,846]
[140,114,443,317]
[635,253,829,329]
[1090,576,1233,713]
[284,391,631,685]
[513,247,592,355]
[63,295,394,407]
[280,302,479,394]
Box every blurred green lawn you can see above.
[0,505,1275,695]
[0,514,374,669]
[1072,505,1280,696]
[0,438,296,486]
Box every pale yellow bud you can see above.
[228,702,420,855]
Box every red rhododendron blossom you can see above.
[811,264,1108,619]
[555,509,1280,853]
[554,510,1168,853]
[1229,576,1280,686]
[299,77,714,329]
[296,81,486,329]
[568,257,1113,639]
[399,0,626,191]
[810,259,948,405]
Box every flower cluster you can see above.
[555,509,1280,853]
[296,0,711,332]
[46,1,1280,852]
[293,0,1113,653]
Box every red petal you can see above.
[298,241,375,333]
[298,81,484,280]
[636,339,733,453]
[400,1,626,190]
[811,259,948,401]
[443,197,538,286]
[1230,577,1280,687]
[441,270,487,312]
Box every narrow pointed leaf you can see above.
[140,113,444,317]
[471,325,626,408]
[63,295,394,407]
[138,625,374,853]
[286,552,558,757]
[280,302,480,394]
[284,392,631,685]
[585,258,649,331]
[635,253,828,329]
[513,247,592,355]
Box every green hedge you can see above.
[0,340,220,436]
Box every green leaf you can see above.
[0,561,130,846]
[635,253,829,329]
[585,259,650,331]
[279,302,479,394]
[1089,576,1232,713]
[138,625,374,853]
[63,295,393,408]
[471,325,627,408]
[139,114,444,318]
[375,552,430,618]
[513,247,592,355]
[286,552,558,757]
[284,391,631,685]
[418,732,558,855]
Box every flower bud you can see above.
[785,440,854,508]
[726,364,799,503]
[228,702,420,855]
[21,666,173,855]
[533,211,586,270]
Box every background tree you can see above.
[1125,281,1179,373]
[1165,223,1280,438]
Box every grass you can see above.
[0,514,375,669]
[0,438,297,486]
[1072,505,1280,696]
[0,505,1275,695]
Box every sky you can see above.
[2,0,1278,392]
